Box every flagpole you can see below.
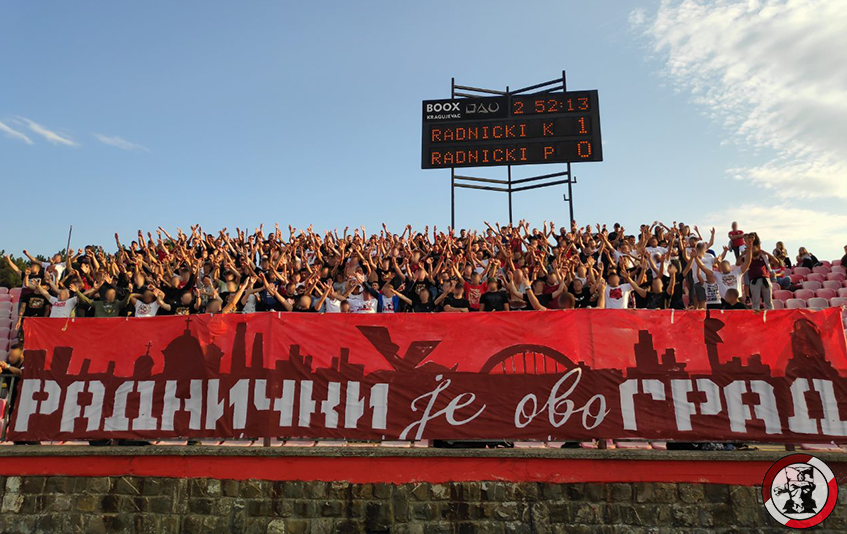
[62,225,74,332]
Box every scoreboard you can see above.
[421,90,602,169]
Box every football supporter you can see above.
[4,218,807,319]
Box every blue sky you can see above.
[2,1,845,259]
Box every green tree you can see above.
[0,251,27,289]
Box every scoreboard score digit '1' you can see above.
[421,90,602,169]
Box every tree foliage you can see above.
[0,251,28,289]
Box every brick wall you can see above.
[1,475,845,533]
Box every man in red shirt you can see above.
[728,221,745,260]
[463,271,487,311]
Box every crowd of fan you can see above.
[1,221,845,448]
[4,221,844,340]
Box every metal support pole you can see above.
[506,85,512,225]
[507,166,513,225]
[563,72,573,223]
[567,163,574,223]
[450,77,456,229]
[451,169,456,228]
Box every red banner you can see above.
[9,309,847,443]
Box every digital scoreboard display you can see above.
[421,90,602,169]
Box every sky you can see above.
[1,0,845,260]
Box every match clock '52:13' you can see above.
[421,90,603,169]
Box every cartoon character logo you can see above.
[763,454,838,528]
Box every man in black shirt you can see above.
[479,278,510,312]
[721,288,748,310]
[523,279,554,309]
[569,278,594,308]
[15,280,51,340]
[405,267,436,309]
[628,272,676,310]
[411,288,436,313]
[170,290,202,315]
[435,281,470,312]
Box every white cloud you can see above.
[18,116,78,147]
[633,0,847,200]
[628,8,646,26]
[93,133,149,152]
[0,119,34,145]
[704,203,847,262]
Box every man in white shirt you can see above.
[715,239,754,300]
[691,246,716,284]
[33,281,77,318]
[605,272,634,309]
[346,284,377,314]
[130,288,172,317]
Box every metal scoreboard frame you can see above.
[421,72,603,227]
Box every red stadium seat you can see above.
[807,298,829,310]
[816,289,837,300]
[833,259,842,266]
[8,287,21,297]
[786,299,807,309]
[772,300,785,310]
[0,295,10,303]
[793,267,811,276]
[830,297,847,308]
[773,290,793,301]
[806,273,825,283]
[0,288,7,295]
[789,274,805,284]
[823,280,843,291]
[838,288,847,298]
[801,281,822,291]
[793,289,815,301]
[827,272,846,282]
[812,266,830,275]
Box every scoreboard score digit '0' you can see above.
[421,90,602,169]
